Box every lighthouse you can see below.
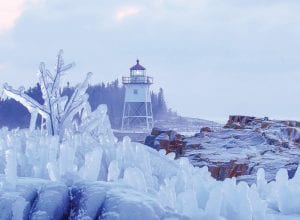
[121,60,154,130]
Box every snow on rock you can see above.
[183,116,300,182]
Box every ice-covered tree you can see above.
[3,50,92,141]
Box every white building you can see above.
[121,60,154,130]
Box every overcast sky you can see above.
[1,0,300,122]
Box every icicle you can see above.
[29,110,38,131]
[5,149,17,190]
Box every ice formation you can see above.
[1,52,300,219]
[1,112,300,219]
[3,50,92,141]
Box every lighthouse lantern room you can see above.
[121,60,154,130]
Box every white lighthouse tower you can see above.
[121,60,154,130]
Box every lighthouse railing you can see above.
[122,76,153,84]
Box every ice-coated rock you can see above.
[12,197,27,220]
[30,182,69,220]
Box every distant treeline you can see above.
[0,80,174,129]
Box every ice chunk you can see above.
[277,183,300,215]
[12,197,27,220]
[107,160,120,182]
[81,148,103,181]
[203,188,225,220]
[167,152,176,160]
[59,142,76,177]
[248,186,268,220]
[123,136,131,146]
[177,189,202,218]
[256,168,268,198]
[47,162,59,181]
[276,168,288,185]
[5,149,17,189]
[123,167,147,192]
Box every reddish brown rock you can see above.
[208,166,221,179]
[146,129,185,155]
[228,115,255,124]
[207,160,248,180]
[224,115,256,129]
[200,127,212,133]
[254,128,261,132]
[159,140,170,150]
[228,162,248,178]
[261,122,271,129]
[168,140,185,154]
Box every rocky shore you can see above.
[144,115,300,183]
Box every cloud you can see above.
[0,63,6,71]
[0,0,43,34]
[1,0,300,120]
[115,5,142,21]
[0,1,25,33]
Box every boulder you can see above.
[145,131,185,155]
[200,127,212,133]
[158,140,170,150]
[144,135,156,148]
[154,133,170,151]
[151,127,165,136]
[155,133,169,141]
[168,130,178,141]
[169,140,184,155]
[228,115,255,124]
[194,133,205,138]
[224,115,256,129]
[261,122,271,129]
[208,160,248,180]
[208,165,221,179]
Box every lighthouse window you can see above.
[133,89,138,94]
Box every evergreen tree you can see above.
[0,80,173,129]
